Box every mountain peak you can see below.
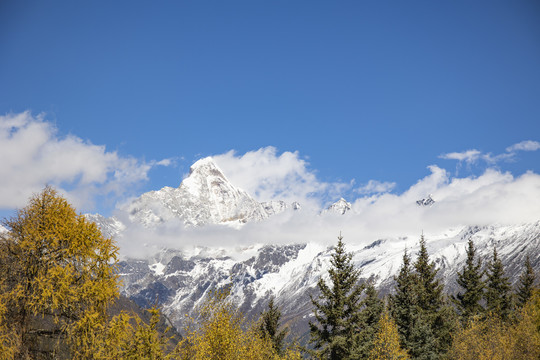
[190,156,218,171]
[416,194,435,207]
[187,157,226,179]
[325,198,352,215]
[126,156,270,227]
[182,157,230,193]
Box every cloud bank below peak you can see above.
[116,145,540,257]
[116,163,540,258]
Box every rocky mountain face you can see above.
[416,194,435,207]
[86,157,540,340]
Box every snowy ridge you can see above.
[82,156,540,338]
[118,221,540,337]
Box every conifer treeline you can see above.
[0,188,538,359]
[307,234,540,360]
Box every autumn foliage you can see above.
[177,288,301,360]
[0,187,538,359]
[447,289,540,360]
[369,310,409,360]
[0,186,119,358]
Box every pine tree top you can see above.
[516,255,536,307]
[309,233,364,360]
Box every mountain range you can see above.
[88,157,540,338]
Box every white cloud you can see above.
[156,158,173,167]
[116,160,540,258]
[439,149,482,164]
[506,140,540,153]
[212,147,350,206]
[356,180,396,195]
[440,140,540,167]
[0,111,166,211]
[112,142,540,258]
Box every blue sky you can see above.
[1,0,539,217]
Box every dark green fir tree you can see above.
[309,233,364,360]
[390,249,417,352]
[411,235,452,360]
[452,239,484,322]
[485,247,512,320]
[516,255,536,308]
[391,235,456,360]
[351,281,384,359]
[258,297,289,356]
[414,235,444,314]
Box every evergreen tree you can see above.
[516,255,536,308]
[391,236,455,360]
[452,239,484,322]
[309,234,364,360]
[410,235,448,360]
[406,311,438,360]
[485,247,512,319]
[389,250,416,352]
[414,235,444,314]
[258,297,289,356]
[352,282,384,359]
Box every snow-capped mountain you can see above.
[416,194,435,207]
[125,157,290,227]
[118,221,540,338]
[324,198,352,215]
[84,157,540,340]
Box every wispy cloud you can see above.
[506,140,540,152]
[356,180,396,195]
[439,149,482,164]
[156,158,174,167]
[440,140,540,166]
[0,111,168,211]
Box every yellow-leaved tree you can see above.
[178,287,302,360]
[447,289,540,360]
[369,309,410,360]
[0,186,120,358]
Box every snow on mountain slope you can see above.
[82,156,540,339]
[124,157,297,228]
[84,214,125,238]
[324,198,352,215]
[261,200,289,216]
[117,221,540,337]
